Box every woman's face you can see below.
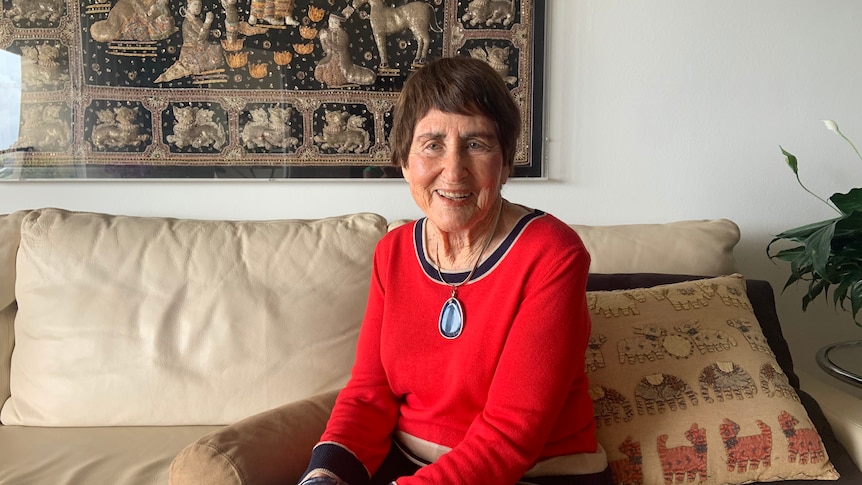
[402,109,508,235]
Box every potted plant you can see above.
[768,120,862,386]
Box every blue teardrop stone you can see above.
[439,297,464,339]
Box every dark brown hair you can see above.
[389,57,521,173]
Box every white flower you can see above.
[820,119,862,163]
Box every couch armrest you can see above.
[169,390,338,485]
[0,303,14,408]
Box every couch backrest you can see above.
[570,218,740,275]
[1,209,387,426]
[389,218,741,275]
[0,210,739,427]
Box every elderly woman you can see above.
[299,57,610,485]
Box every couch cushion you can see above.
[586,274,839,484]
[1,208,386,426]
[571,219,739,275]
[0,424,220,485]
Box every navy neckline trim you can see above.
[415,209,546,284]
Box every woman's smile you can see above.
[435,189,473,202]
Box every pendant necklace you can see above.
[434,200,503,339]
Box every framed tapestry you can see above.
[0,0,545,179]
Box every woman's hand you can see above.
[298,478,343,485]
[298,470,348,485]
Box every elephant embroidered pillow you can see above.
[585,274,839,485]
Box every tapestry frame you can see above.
[0,0,546,180]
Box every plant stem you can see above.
[796,173,841,213]
[838,130,862,164]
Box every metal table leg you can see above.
[816,340,862,388]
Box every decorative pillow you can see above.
[586,274,839,484]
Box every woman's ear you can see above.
[401,161,411,183]
[499,166,510,186]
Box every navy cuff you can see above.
[303,443,370,485]
[299,478,343,485]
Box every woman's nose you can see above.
[441,147,468,181]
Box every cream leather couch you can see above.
[0,208,857,485]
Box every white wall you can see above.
[2,1,861,378]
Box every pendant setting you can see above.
[439,296,464,339]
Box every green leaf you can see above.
[768,245,805,263]
[789,259,811,283]
[802,278,829,311]
[850,280,862,326]
[832,213,862,243]
[772,218,837,242]
[830,188,862,214]
[805,222,837,277]
[782,271,804,291]
[780,146,799,174]
[833,280,851,309]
